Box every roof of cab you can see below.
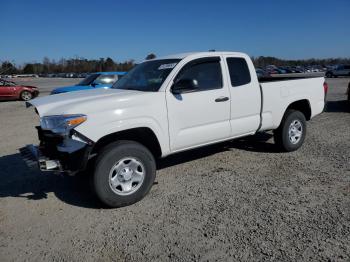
[155,51,247,60]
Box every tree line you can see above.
[252,56,350,68]
[1,54,350,75]
[0,57,136,75]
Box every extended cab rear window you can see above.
[226,58,251,87]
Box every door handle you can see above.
[215,96,229,102]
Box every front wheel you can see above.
[93,141,156,208]
[20,91,33,101]
[274,110,307,152]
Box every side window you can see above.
[176,58,223,91]
[226,58,251,87]
[0,81,11,86]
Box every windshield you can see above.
[93,74,118,85]
[78,74,99,86]
[112,59,181,91]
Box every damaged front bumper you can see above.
[19,127,93,174]
[20,144,62,171]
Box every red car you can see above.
[0,79,39,101]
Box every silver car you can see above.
[326,65,350,78]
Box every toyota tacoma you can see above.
[21,52,327,207]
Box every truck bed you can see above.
[259,76,325,131]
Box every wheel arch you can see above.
[91,127,163,158]
[283,99,312,121]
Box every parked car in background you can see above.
[310,68,320,73]
[39,73,49,77]
[292,67,305,73]
[266,68,279,74]
[0,79,39,101]
[57,73,67,78]
[50,72,126,94]
[276,68,287,74]
[279,67,292,73]
[77,73,88,78]
[65,73,78,78]
[267,68,285,74]
[12,74,39,78]
[347,81,350,102]
[326,65,350,78]
[256,68,270,78]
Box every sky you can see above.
[1,0,349,65]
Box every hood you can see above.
[22,85,38,89]
[27,88,143,116]
[51,85,92,94]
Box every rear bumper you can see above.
[19,127,93,174]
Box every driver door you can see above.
[166,57,231,152]
[0,81,15,98]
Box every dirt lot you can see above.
[0,77,349,261]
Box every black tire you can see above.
[20,91,33,101]
[274,109,307,152]
[93,140,156,208]
[325,72,332,78]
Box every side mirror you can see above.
[172,79,199,94]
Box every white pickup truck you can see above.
[21,52,327,207]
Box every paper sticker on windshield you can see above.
[158,63,177,70]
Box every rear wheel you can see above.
[325,72,333,78]
[93,140,156,208]
[274,109,306,152]
[20,91,33,101]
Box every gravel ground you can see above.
[0,77,349,261]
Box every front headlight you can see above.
[40,114,87,135]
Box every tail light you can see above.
[323,82,328,109]
[323,82,328,95]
